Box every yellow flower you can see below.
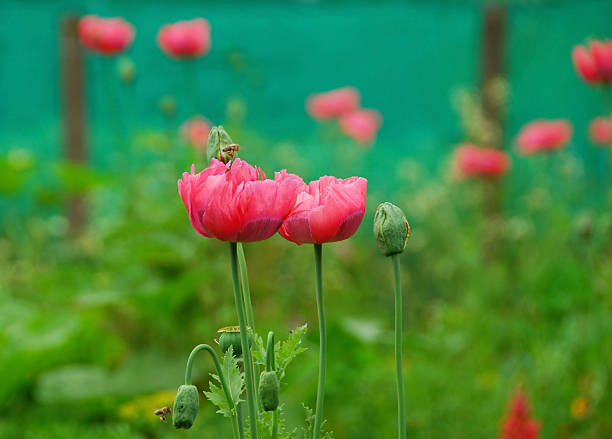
[570,396,588,420]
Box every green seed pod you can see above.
[217,326,252,357]
[172,384,199,429]
[259,370,280,411]
[207,126,239,164]
[373,202,410,256]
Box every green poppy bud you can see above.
[259,370,280,411]
[172,384,199,429]
[207,126,240,164]
[373,202,410,256]
[158,95,176,118]
[117,56,136,83]
[217,326,252,357]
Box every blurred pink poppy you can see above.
[306,87,361,120]
[157,19,211,59]
[572,40,612,84]
[453,144,510,178]
[78,15,134,55]
[338,109,382,144]
[588,116,612,145]
[180,116,212,150]
[517,119,573,154]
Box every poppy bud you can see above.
[259,370,280,411]
[373,202,410,256]
[217,326,252,357]
[172,384,199,429]
[158,95,176,118]
[207,126,239,164]
[117,56,136,83]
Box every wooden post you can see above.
[481,4,507,259]
[61,15,87,235]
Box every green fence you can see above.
[1,0,612,188]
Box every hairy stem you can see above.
[312,243,327,439]
[229,242,258,439]
[184,344,240,439]
[392,254,406,439]
[238,243,261,410]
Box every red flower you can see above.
[178,159,302,242]
[306,87,361,120]
[517,119,573,154]
[454,144,510,178]
[572,40,612,84]
[589,116,612,145]
[78,15,134,55]
[157,19,211,59]
[180,116,211,150]
[499,391,540,439]
[279,175,367,245]
[338,109,382,144]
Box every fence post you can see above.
[61,14,87,235]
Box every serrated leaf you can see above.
[203,346,244,418]
[276,324,308,381]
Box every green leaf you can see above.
[203,346,244,417]
[276,324,308,381]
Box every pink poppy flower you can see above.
[306,87,361,120]
[517,119,573,154]
[572,40,612,83]
[180,116,211,150]
[157,18,211,59]
[588,116,612,145]
[78,15,134,55]
[339,109,382,144]
[454,144,510,178]
[279,176,367,245]
[178,159,302,242]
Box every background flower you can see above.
[157,18,211,59]
[306,87,361,120]
[517,119,573,154]
[78,15,135,55]
[453,143,510,178]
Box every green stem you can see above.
[272,409,279,439]
[237,243,262,411]
[265,332,275,372]
[237,402,245,439]
[184,344,240,439]
[238,243,256,330]
[392,254,406,439]
[266,331,278,439]
[229,242,259,439]
[312,243,327,439]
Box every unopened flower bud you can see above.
[259,371,280,411]
[158,95,176,117]
[172,384,199,429]
[207,126,239,164]
[373,202,410,256]
[217,326,252,357]
[117,56,136,83]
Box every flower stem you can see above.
[312,243,326,439]
[237,243,262,411]
[266,331,279,439]
[272,410,279,439]
[237,403,245,439]
[184,344,240,439]
[392,254,406,439]
[229,242,258,439]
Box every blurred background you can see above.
[1,0,611,438]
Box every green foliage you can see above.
[203,346,244,418]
